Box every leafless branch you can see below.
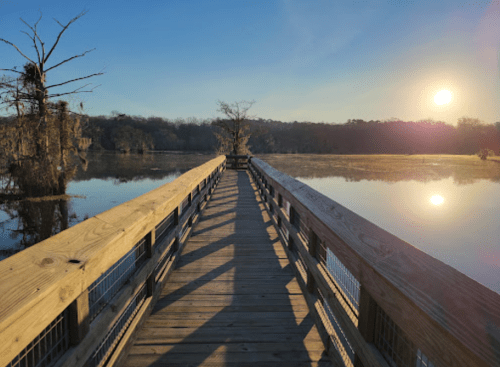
[44,10,88,63]
[46,72,103,89]
[0,68,24,75]
[48,84,100,98]
[20,30,40,64]
[20,14,44,64]
[45,48,95,72]
[0,38,35,64]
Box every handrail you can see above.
[225,154,251,169]
[249,157,500,367]
[0,156,226,367]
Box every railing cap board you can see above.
[251,158,500,367]
[0,155,225,366]
[225,154,251,159]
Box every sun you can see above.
[434,90,452,105]
[430,195,444,206]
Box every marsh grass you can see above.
[257,154,500,184]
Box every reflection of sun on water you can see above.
[430,195,444,205]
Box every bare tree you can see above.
[0,11,102,196]
[213,100,255,155]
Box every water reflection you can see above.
[290,175,500,294]
[430,195,444,206]
[258,154,500,184]
[0,153,215,260]
[255,154,500,293]
[0,198,74,259]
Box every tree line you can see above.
[23,114,497,156]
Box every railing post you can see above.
[307,230,318,294]
[172,207,180,253]
[145,231,155,296]
[69,290,90,345]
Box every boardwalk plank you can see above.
[119,170,332,367]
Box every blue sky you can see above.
[1,0,499,124]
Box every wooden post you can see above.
[307,230,319,294]
[146,274,155,297]
[69,290,90,345]
[354,286,379,367]
[172,208,179,253]
[146,231,154,258]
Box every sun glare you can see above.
[430,195,444,206]
[434,90,452,105]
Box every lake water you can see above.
[1,153,499,294]
[0,152,215,259]
[259,154,500,294]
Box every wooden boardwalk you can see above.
[120,170,332,367]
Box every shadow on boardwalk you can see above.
[120,170,331,366]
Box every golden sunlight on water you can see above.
[297,176,500,294]
[430,195,444,206]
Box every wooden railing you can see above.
[249,157,500,367]
[0,156,226,367]
[225,154,251,169]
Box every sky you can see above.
[1,0,499,124]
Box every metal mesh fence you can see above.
[87,285,147,367]
[154,242,175,283]
[88,238,147,322]
[374,305,435,367]
[180,195,190,216]
[7,309,70,367]
[155,211,175,245]
[319,243,360,312]
[318,290,355,364]
[192,186,200,201]
[416,349,435,367]
[179,219,190,240]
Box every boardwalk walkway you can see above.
[120,170,332,366]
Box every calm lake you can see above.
[1,153,499,294]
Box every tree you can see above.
[212,100,255,155]
[112,125,154,153]
[0,11,102,196]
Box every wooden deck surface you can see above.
[120,170,332,367]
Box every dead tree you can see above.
[213,100,255,155]
[0,11,102,196]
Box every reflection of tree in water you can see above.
[74,152,216,182]
[0,198,77,258]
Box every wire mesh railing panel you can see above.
[416,349,435,367]
[294,210,309,249]
[7,309,70,367]
[154,244,175,283]
[88,238,147,322]
[192,187,199,201]
[318,290,355,364]
[319,243,360,312]
[179,220,190,240]
[87,285,147,367]
[155,211,175,245]
[374,304,435,367]
[180,195,190,216]
[295,247,309,283]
